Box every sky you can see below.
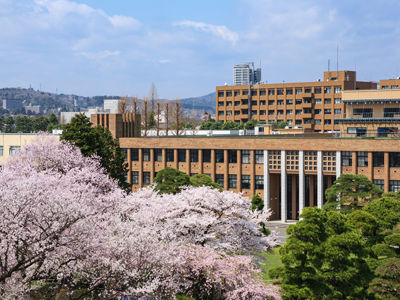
[0,0,399,99]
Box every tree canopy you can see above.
[61,113,130,191]
[190,174,223,191]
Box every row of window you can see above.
[132,171,265,189]
[341,152,400,167]
[0,146,20,156]
[218,98,342,107]
[374,179,400,192]
[218,88,342,97]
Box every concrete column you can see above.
[368,152,373,181]
[384,152,390,193]
[352,151,357,174]
[139,148,143,188]
[299,150,305,216]
[199,149,203,175]
[224,150,229,190]
[211,149,216,182]
[281,150,287,222]
[336,151,341,179]
[237,150,242,191]
[162,149,167,169]
[150,149,154,183]
[317,151,323,208]
[264,150,270,211]
[250,150,255,197]
[174,149,178,169]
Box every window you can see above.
[218,111,224,116]
[277,100,284,105]
[334,109,341,114]
[296,99,302,104]
[178,149,186,162]
[190,149,199,162]
[305,88,312,93]
[347,127,367,136]
[260,110,266,115]
[218,101,224,106]
[373,152,384,167]
[382,86,389,89]
[242,175,251,189]
[226,91,232,97]
[315,109,321,114]
[392,85,398,89]
[251,101,257,106]
[304,119,312,124]
[203,149,211,163]
[277,110,283,115]
[255,150,263,164]
[260,100,266,106]
[357,151,368,167]
[390,152,400,167]
[286,99,293,105]
[296,109,302,115]
[166,149,174,162]
[255,175,264,189]
[315,120,321,125]
[342,151,352,166]
[324,119,332,125]
[242,109,248,115]
[268,100,275,105]
[260,90,266,96]
[155,149,162,162]
[304,99,312,104]
[234,91,239,96]
[9,146,20,155]
[304,109,312,114]
[315,99,321,104]
[229,150,237,163]
[229,175,237,188]
[226,111,232,116]
[324,87,332,93]
[216,174,224,188]
[242,150,250,164]
[373,179,384,190]
[334,120,340,125]
[143,172,151,185]
[296,88,302,94]
[324,109,331,114]
[277,89,284,95]
[295,120,302,125]
[218,91,224,97]
[0,146,3,156]
[216,150,224,163]
[324,98,331,104]
[286,89,293,95]
[287,110,293,115]
[335,98,341,104]
[234,110,240,115]
[251,110,257,115]
[235,101,240,106]
[243,90,249,95]
[268,89,275,95]
[132,172,139,184]
[334,87,341,93]
[315,88,321,94]
[143,148,150,161]
[353,108,373,118]
[384,108,400,117]
[268,110,275,115]
[227,101,232,106]
[390,180,400,192]
[242,100,249,105]
[251,91,257,96]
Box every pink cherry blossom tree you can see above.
[0,134,281,299]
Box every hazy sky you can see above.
[1,0,399,98]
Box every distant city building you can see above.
[3,99,23,111]
[104,99,122,113]
[233,62,261,85]
[24,104,45,115]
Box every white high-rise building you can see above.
[233,62,261,85]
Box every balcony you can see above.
[302,113,313,119]
[334,112,400,122]
[303,93,313,98]
[302,102,313,108]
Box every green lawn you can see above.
[260,246,283,281]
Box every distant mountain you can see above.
[179,92,216,113]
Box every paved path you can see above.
[264,221,297,244]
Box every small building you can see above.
[3,99,23,111]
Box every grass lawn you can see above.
[260,246,283,281]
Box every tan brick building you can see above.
[215,70,376,132]
[92,113,400,222]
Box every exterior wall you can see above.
[91,113,141,139]
[120,136,400,220]
[0,133,60,166]
[342,89,400,101]
[380,79,400,89]
[216,70,375,132]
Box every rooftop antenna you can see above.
[337,45,339,78]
